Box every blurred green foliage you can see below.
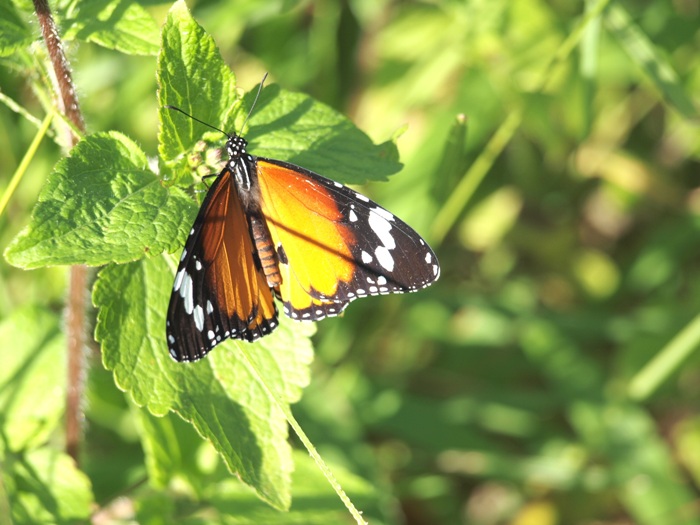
[1,0,700,524]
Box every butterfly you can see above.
[165,83,440,362]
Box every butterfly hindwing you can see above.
[166,168,278,362]
[255,158,440,321]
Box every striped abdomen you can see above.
[249,214,281,287]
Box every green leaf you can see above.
[2,447,94,524]
[605,4,699,120]
[93,256,314,510]
[201,450,382,524]
[61,0,160,56]
[0,0,33,57]
[157,0,239,165]
[431,113,468,201]
[244,84,402,183]
[4,131,194,269]
[0,306,65,452]
[158,0,401,183]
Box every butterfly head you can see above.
[226,133,248,160]
[226,134,257,192]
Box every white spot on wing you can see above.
[173,268,185,291]
[193,305,204,331]
[361,251,373,264]
[180,273,194,314]
[375,246,395,271]
[368,210,396,250]
[355,192,369,202]
[349,209,358,222]
[206,300,214,314]
[373,206,395,222]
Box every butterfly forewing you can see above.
[256,158,440,322]
[166,168,278,362]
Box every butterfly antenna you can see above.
[163,105,230,138]
[239,72,268,132]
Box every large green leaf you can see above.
[93,256,314,510]
[157,0,239,166]
[61,0,160,56]
[244,84,402,183]
[5,132,194,268]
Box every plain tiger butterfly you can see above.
[166,79,440,362]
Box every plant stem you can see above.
[33,0,87,465]
[628,313,700,401]
[33,0,84,133]
[239,346,369,524]
[0,113,53,219]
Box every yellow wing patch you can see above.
[256,160,356,313]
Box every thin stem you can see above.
[0,112,53,218]
[0,90,49,133]
[33,0,84,134]
[32,0,87,465]
[239,346,368,525]
[65,264,87,463]
[628,313,700,401]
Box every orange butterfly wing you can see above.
[167,130,439,362]
[166,168,277,361]
[256,159,440,321]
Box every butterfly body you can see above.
[167,127,440,362]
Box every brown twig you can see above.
[33,0,84,133]
[33,0,87,465]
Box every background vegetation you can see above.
[1,0,700,524]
